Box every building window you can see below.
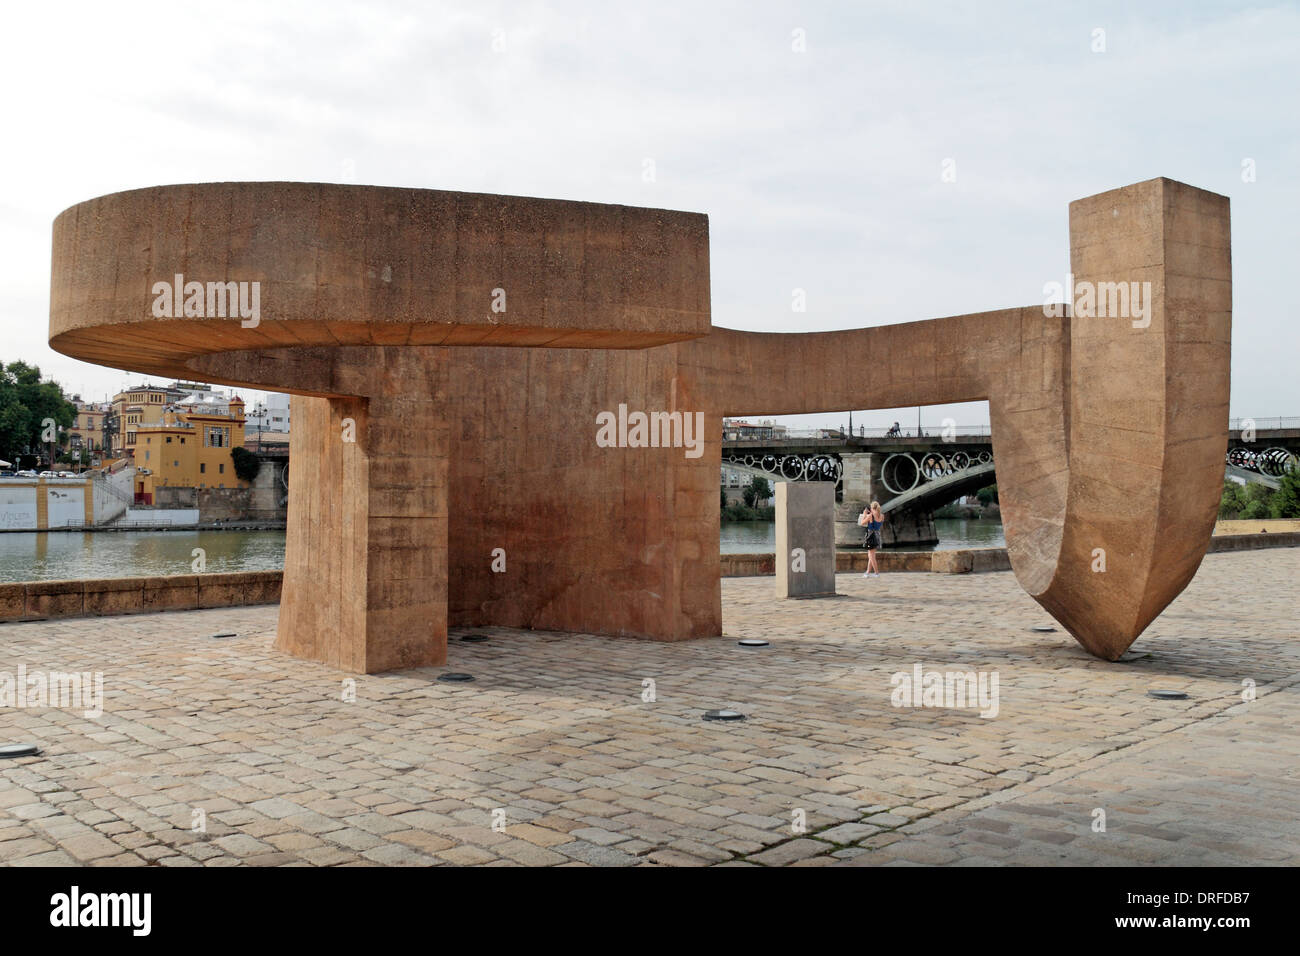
[219,463,224,474]
[200,463,206,474]
[166,436,172,443]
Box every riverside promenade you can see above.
[1,548,1297,866]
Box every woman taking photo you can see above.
[858,500,884,577]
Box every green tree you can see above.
[1219,481,1247,518]
[743,475,772,508]
[56,447,91,470]
[721,487,728,510]
[0,361,76,463]
[976,484,998,507]
[1244,482,1274,513]
[1270,471,1300,519]
[230,446,261,482]
[1243,498,1270,520]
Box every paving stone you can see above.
[646,848,713,866]
[360,843,438,866]
[436,845,498,866]
[0,838,54,861]
[506,823,572,847]
[60,833,122,861]
[213,834,274,857]
[568,827,626,846]
[554,840,640,867]
[748,839,832,865]
[0,551,1293,868]
[819,822,882,844]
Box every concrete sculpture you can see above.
[49,177,1230,669]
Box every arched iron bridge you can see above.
[1226,446,1297,477]
[722,448,995,503]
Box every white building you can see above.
[248,393,291,435]
[173,388,234,417]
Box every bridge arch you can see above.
[722,438,999,548]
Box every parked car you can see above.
[56,471,76,478]
[0,470,15,478]
[16,470,37,478]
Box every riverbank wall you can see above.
[0,454,287,532]
[1,533,1293,624]
[0,570,281,622]
[721,531,1300,577]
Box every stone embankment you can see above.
[0,533,1293,623]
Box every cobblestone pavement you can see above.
[1,549,1296,866]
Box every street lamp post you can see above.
[254,402,266,452]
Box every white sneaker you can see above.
[862,570,871,577]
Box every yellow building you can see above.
[68,400,109,455]
[111,385,171,456]
[134,397,248,503]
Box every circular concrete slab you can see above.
[49,183,712,386]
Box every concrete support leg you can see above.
[276,354,450,673]
[835,452,874,548]
[775,481,836,598]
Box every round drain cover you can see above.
[738,639,769,648]
[0,743,40,759]
[1118,651,1152,662]
[1030,625,1057,633]
[703,710,746,721]
[211,632,237,639]
[438,673,475,683]
[460,635,488,643]
[1148,689,1189,700]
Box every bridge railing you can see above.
[756,425,993,440]
[730,420,1297,441]
[1229,417,1300,432]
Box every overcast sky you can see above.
[2,0,1295,432]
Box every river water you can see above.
[0,521,1006,582]
[0,530,287,582]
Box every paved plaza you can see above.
[1,549,1297,866]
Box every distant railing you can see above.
[98,476,135,506]
[1229,417,1300,432]
[102,515,199,528]
[728,425,993,441]
[729,419,1297,442]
